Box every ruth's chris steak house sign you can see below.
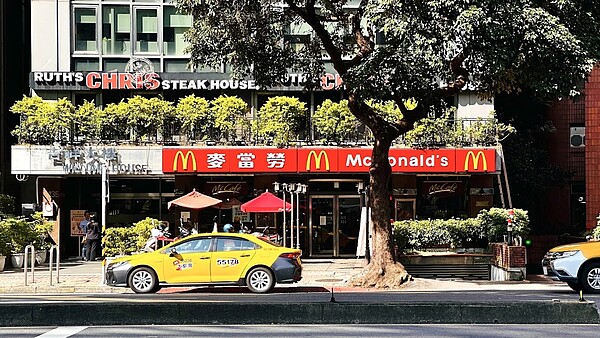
[30,71,343,91]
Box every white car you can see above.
[542,240,600,293]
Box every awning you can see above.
[213,198,242,210]
[167,189,222,210]
[240,192,291,213]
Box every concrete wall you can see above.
[456,92,494,120]
[31,0,70,71]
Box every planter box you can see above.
[0,256,5,271]
[10,253,24,269]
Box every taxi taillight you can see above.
[279,253,301,260]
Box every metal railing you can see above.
[23,245,35,286]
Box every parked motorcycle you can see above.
[143,222,172,252]
[252,226,282,245]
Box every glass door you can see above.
[310,196,334,255]
[338,196,361,255]
[309,195,361,256]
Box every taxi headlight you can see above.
[553,250,579,259]
[107,261,129,270]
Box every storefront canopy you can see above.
[167,189,222,210]
[240,192,291,213]
[213,198,242,210]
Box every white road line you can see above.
[35,326,87,338]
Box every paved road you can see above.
[3,324,600,338]
[0,285,595,304]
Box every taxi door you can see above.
[162,237,213,284]
[210,237,257,282]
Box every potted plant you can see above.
[0,220,11,271]
[6,217,37,269]
[31,213,54,265]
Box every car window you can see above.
[215,238,258,252]
[173,238,212,253]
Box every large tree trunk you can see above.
[346,94,411,289]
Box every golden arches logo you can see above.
[306,150,330,171]
[173,150,197,172]
[464,151,488,171]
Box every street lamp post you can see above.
[288,183,295,248]
[295,184,307,249]
[274,182,288,247]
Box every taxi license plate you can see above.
[542,266,548,275]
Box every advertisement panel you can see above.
[162,147,497,174]
[70,210,86,237]
[456,149,496,173]
[164,148,298,173]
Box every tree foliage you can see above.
[254,96,308,147]
[313,99,359,145]
[175,94,212,142]
[176,0,600,288]
[210,95,251,143]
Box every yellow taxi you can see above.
[105,233,302,293]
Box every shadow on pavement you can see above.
[162,286,330,294]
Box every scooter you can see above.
[143,223,172,252]
[252,225,282,245]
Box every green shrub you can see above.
[0,220,11,256]
[393,208,529,251]
[0,194,15,218]
[476,207,530,242]
[102,217,161,257]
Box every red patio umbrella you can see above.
[240,191,292,213]
[168,189,222,210]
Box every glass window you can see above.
[74,8,98,52]
[135,8,159,53]
[163,7,191,56]
[73,58,100,71]
[102,6,131,55]
[215,238,257,252]
[164,59,190,72]
[103,58,128,72]
[172,238,212,253]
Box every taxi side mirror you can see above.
[169,248,179,257]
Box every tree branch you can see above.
[439,51,469,96]
[284,0,348,74]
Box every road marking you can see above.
[35,326,87,338]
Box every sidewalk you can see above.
[0,257,565,294]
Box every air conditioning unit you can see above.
[570,127,585,148]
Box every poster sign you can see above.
[180,211,191,222]
[232,206,250,223]
[71,210,86,236]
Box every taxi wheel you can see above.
[128,267,158,294]
[581,263,600,294]
[246,267,274,293]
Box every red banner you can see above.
[163,147,496,174]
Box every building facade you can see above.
[19,0,500,259]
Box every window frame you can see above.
[72,5,100,56]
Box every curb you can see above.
[0,301,598,326]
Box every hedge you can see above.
[393,208,530,250]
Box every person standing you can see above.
[85,215,100,261]
[79,211,91,260]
